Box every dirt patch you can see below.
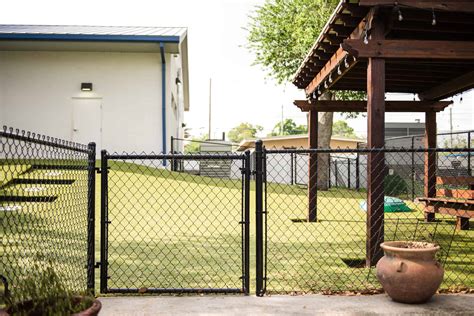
[393,241,437,249]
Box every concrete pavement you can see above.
[98,294,474,315]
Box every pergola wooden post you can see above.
[424,112,437,222]
[365,11,385,266]
[308,110,318,222]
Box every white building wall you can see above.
[0,50,183,154]
[166,53,185,153]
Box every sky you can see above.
[2,0,472,139]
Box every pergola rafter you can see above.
[291,0,474,266]
[294,100,452,112]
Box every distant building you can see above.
[236,134,365,151]
[199,140,233,178]
[385,122,425,139]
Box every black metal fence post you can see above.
[170,136,176,172]
[347,158,351,189]
[328,156,331,188]
[411,136,415,200]
[87,142,96,293]
[255,140,264,296]
[243,150,251,295]
[100,150,109,293]
[355,153,360,190]
[468,131,472,176]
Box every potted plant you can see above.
[1,261,101,315]
[376,241,444,304]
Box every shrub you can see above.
[384,173,408,197]
[4,260,92,315]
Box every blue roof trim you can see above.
[0,33,181,43]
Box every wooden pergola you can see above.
[292,0,474,266]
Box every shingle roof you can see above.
[0,25,187,42]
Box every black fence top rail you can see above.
[106,152,247,160]
[172,137,241,147]
[265,147,474,154]
[1,126,91,154]
[385,129,474,142]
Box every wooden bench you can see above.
[418,176,474,230]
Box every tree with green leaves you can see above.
[227,122,263,143]
[270,118,307,136]
[247,0,337,84]
[332,120,356,138]
[247,0,362,190]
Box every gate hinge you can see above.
[97,167,110,174]
[94,262,101,268]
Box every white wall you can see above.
[0,50,184,154]
[166,53,185,153]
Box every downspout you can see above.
[160,43,167,166]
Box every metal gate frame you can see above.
[99,150,251,295]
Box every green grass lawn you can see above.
[265,183,473,293]
[2,160,473,296]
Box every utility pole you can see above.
[280,104,284,135]
[208,78,212,140]
[450,107,453,146]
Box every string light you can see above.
[397,6,403,21]
[363,31,369,44]
[324,80,328,89]
[344,57,349,68]
[432,8,436,26]
[328,73,333,83]
[337,65,342,75]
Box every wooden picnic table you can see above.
[418,176,474,230]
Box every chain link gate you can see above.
[99,151,250,294]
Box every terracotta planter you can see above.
[376,241,444,304]
[0,296,101,316]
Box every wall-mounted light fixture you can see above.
[81,82,93,91]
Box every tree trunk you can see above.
[316,92,333,190]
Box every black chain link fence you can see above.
[2,125,473,297]
[1,126,95,297]
[258,146,473,295]
[99,151,250,294]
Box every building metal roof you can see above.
[0,25,187,42]
[237,134,366,151]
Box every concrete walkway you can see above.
[99,294,474,315]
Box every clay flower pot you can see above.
[0,296,101,316]
[376,241,444,304]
